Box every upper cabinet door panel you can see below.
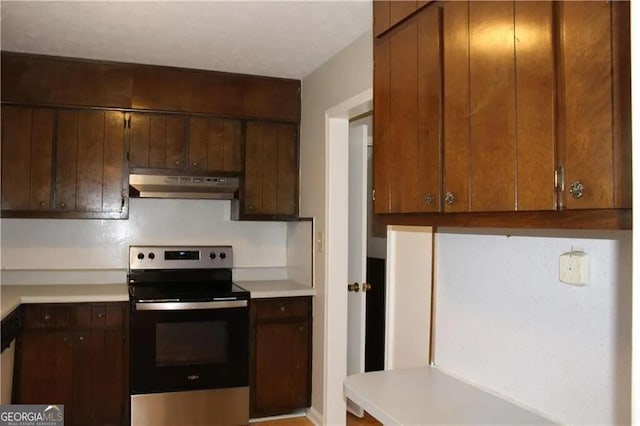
[188,117,242,173]
[559,1,626,209]
[468,1,517,212]
[132,66,300,121]
[1,105,33,210]
[389,1,418,27]
[243,78,301,122]
[1,53,133,108]
[442,1,470,213]
[131,66,243,116]
[416,5,443,212]
[373,1,391,37]
[373,37,391,214]
[514,1,556,211]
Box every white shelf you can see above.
[344,367,555,425]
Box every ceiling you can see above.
[0,1,372,80]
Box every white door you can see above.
[346,124,368,417]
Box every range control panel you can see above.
[129,246,233,270]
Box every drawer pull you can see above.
[280,306,286,312]
[43,314,51,321]
[78,335,85,342]
[97,313,104,319]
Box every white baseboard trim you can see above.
[306,406,323,426]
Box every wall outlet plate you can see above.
[559,249,589,285]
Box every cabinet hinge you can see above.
[372,189,376,201]
[126,151,130,162]
[554,167,565,192]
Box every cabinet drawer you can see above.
[254,298,310,321]
[23,304,71,329]
[22,303,126,329]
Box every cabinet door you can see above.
[443,1,555,213]
[129,112,187,170]
[374,5,442,213]
[17,331,74,410]
[244,121,298,217]
[559,1,631,209]
[89,329,127,425]
[253,321,310,416]
[188,117,242,172]
[56,110,126,213]
[1,106,54,212]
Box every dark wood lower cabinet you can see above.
[15,303,128,426]
[251,297,312,418]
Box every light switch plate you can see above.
[559,249,589,285]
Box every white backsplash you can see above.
[1,198,289,283]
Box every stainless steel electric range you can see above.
[128,245,250,426]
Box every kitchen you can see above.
[0,1,637,426]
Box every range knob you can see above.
[137,253,144,260]
[148,252,155,260]
[220,252,226,260]
[209,252,216,259]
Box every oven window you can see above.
[156,321,228,367]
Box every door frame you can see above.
[323,89,372,425]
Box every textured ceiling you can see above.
[0,1,372,79]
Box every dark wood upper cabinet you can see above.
[188,117,242,173]
[240,121,299,219]
[557,0,631,210]
[129,113,187,170]
[1,105,54,211]
[1,106,128,219]
[1,53,133,108]
[131,65,299,121]
[131,66,244,117]
[374,5,443,213]
[372,0,631,228]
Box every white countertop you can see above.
[344,367,555,425]
[1,284,129,320]
[236,280,315,298]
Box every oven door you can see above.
[130,300,249,394]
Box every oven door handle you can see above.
[135,300,248,311]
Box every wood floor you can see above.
[253,412,381,426]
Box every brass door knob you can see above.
[362,283,372,292]
[347,283,360,292]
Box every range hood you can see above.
[129,174,239,200]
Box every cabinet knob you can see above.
[78,335,85,342]
[192,161,199,167]
[59,202,66,209]
[280,306,286,312]
[424,194,434,205]
[248,204,255,211]
[43,313,51,321]
[569,180,584,199]
[97,313,104,319]
[175,160,181,166]
[63,336,69,343]
[444,192,456,205]
[298,325,305,333]
[39,201,46,207]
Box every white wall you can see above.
[1,198,288,282]
[287,219,314,286]
[300,29,373,423]
[385,226,431,370]
[434,228,632,425]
